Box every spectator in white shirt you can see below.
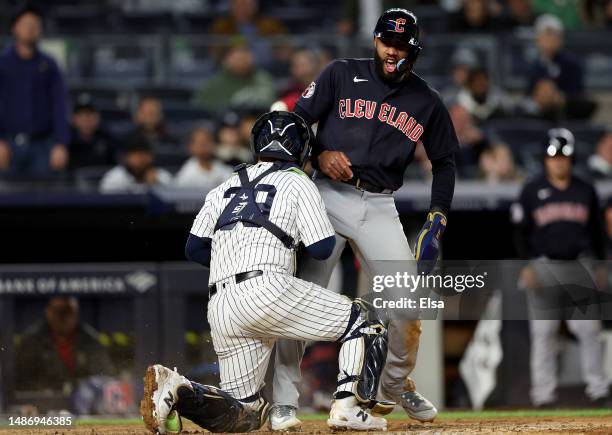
[174,126,233,190]
[100,137,172,193]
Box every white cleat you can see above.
[327,396,387,431]
[269,405,302,431]
[140,365,191,434]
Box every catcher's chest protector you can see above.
[214,163,295,249]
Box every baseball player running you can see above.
[270,8,459,430]
[512,128,610,407]
[140,111,391,434]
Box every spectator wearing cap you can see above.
[124,96,178,150]
[527,14,584,97]
[99,137,172,193]
[588,131,612,178]
[174,126,233,189]
[68,95,118,169]
[0,5,70,175]
[194,44,276,115]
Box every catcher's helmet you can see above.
[543,127,575,159]
[250,111,313,166]
[374,8,422,73]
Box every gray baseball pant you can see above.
[272,177,421,407]
[527,257,609,405]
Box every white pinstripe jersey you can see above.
[190,162,335,284]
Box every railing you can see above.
[4,31,612,91]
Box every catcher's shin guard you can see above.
[336,299,389,404]
[176,382,269,433]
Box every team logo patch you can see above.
[387,18,407,33]
[302,81,316,98]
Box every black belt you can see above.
[342,177,393,194]
[208,270,263,297]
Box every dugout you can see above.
[0,263,160,414]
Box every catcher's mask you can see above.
[250,111,313,167]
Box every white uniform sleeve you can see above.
[190,186,224,239]
[294,177,335,246]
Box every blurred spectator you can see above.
[605,198,612,252]
[478,143,520,183]
[583,0,612,27]
[68,94,118,169]
[498,0,535,28]
[520,78,567,121]
[209,0,287,67]
[606,0,612,27]
[522,75,594,121]
[174,126,233,189]
[238,109,261,150]
[194,43,276,115]
[0,5,69,175]
[527,15,584,97]
[442,47,479,105]
[99,137,172,193]
[215,112,252,166]
[15,296,114,391]
[276,48,321,111]
[532,0,584,30]
[449,104,488,173]
[124,96,178,149]
[449,0,501,32]
[455,67,512,123]
[588,131,612,178]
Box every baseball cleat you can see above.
[397,390,438,423]
[380,381,437,423]
[269,405,302,431]
[327,396,387,431]
[140,365,191,434]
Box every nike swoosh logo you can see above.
[353,76,368,83]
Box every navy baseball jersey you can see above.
[294,58,459,191]
[512,174,605,260]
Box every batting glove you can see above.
[414,210,447,275]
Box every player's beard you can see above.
[374,50,410,84]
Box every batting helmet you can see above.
[374,8,422,73]
[543,127,575,160]
[250,111,313,167]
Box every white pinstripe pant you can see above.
[207,272,365,400]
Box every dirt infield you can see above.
[2,415,612,435]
